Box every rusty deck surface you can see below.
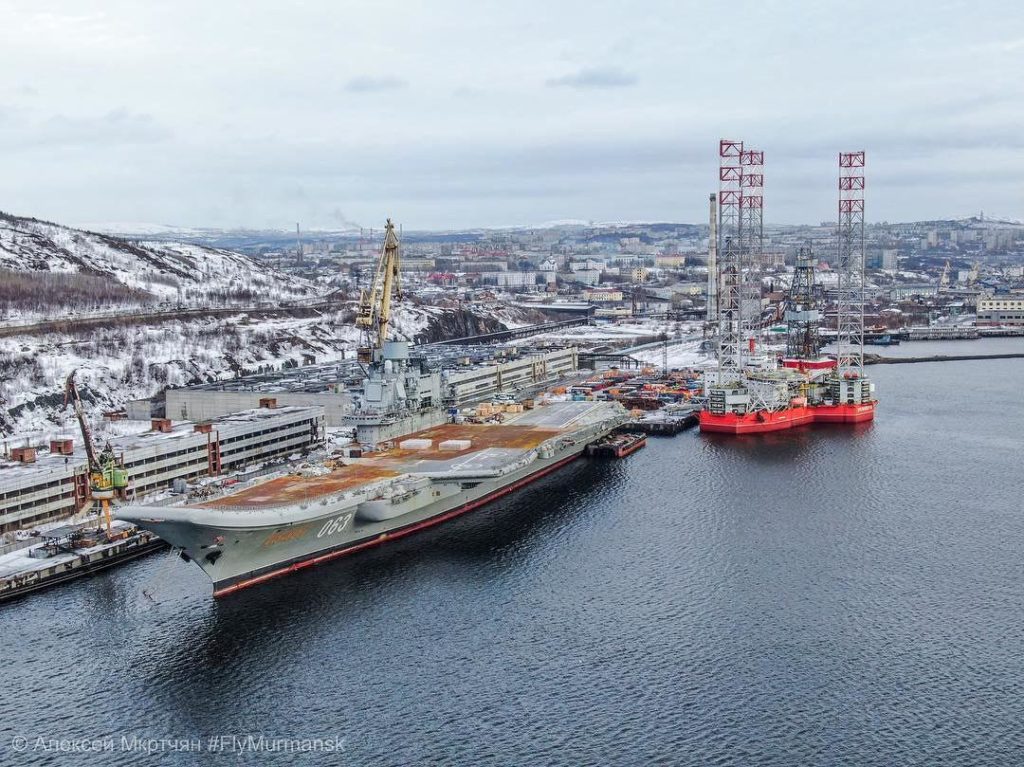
[377,423,560,460]
[195,425,557,508]
[198,465,400,509]
[194,403,608,509]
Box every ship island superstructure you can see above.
[699,142,877,434]
[119,219,628,596]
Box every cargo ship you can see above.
[118,219,628,597]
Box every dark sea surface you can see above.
[867,335,1024,358]
[2,353,1023,766]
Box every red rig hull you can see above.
[699,402,875,434]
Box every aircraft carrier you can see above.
[118,219,627,596]
[119,399,625,596]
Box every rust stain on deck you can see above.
[196,422,565,509]
[377,424,560,460]
[199,465,399,509]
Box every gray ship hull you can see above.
[119,403,624,596]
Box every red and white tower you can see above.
[835,151,866,374]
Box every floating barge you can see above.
[585,432,647,459]
[630,408,700,435]
[0,522,165,603]
[699,402,875,434]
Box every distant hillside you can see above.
[0,209,548,440]
[0,301,541,439]
[0,211,315,311]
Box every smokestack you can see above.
[706,193,718,324]
[296,222,303,267]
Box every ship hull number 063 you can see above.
[317,513,354,538]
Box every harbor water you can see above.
[1,353,1022,765]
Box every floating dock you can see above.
[0,521,166,603]
[628,411,700,435]
[586,432,647,458]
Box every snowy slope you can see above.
[0,208,545,439]
[0,302,538,439]
[0,212,313,301]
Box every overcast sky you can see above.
[1,1,1022,230]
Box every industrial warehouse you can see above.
[0,404,325,534]
[163,346,579,424]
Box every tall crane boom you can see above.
[939,258,951,290]
[64,371,99,470]
[63,370,129,534]
[356,218,402,362]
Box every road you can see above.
[0,301,339,338]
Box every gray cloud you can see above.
[344,76,408,93]
[43,109,169,147]
[0,1,1020,228]
[546,66,637,89]
[0,108,170,150]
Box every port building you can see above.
[0,405,325,534]
[977,296,1024,326]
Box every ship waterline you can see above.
[119,401,627,596]
[699,401,876,434]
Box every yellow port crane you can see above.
[64,371,129,535]
[355,218,402,363]
[939,258,952,291]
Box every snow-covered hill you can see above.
[0,209,547,441]
[0,211,314,303]
[0,302,541,439]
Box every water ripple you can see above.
[1,358,1022,766]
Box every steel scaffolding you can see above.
[716,139,744,380]
[835,152,866,373]
[739,148,765,336]
[785,247,821,359]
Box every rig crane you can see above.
[64,371,128,535]
[355,219,402,363]
[784,248,822,360]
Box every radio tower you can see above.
[739,148,764,337]
[835,151,866,374]
[716,139,744,381]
